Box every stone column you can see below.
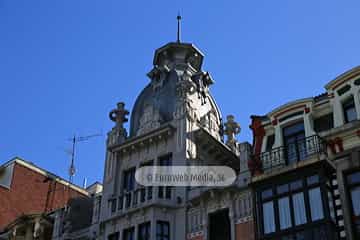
[304,112,316,137]
[352,89,360,120]
[331,95,344,127]
[272,123,282,148]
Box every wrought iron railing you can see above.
[114,186,172,214]
[257,135,326,172]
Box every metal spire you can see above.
[177,14,182,43]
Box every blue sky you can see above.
[1,0,360,186]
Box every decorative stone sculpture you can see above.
[224,115,241,145]
[137,104,162,136]
[109,102,129,128]
[33,218,41,238]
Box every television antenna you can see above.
[66,133,102,183]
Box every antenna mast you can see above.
[67,133,102,184]
[177,14,182,43]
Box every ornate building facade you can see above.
[249,66,360,240]
[99,38,254,240]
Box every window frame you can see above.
[123,227,135,240]
[257,170,335,239]
[345,169,360,239]
[158,153,172,200]
[342,96,357,123]
[138,222,151,240]
[156,221,170,240]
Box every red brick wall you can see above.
[235,221,255,240]
[0,163,87,230]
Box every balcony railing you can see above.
[117,186,154,211]
[110,186,174,215]
[256,135,326,172]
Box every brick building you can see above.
[0,157,89,235]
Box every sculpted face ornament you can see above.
[224,115,241,144]
[109,102,129,128]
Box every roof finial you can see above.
[177,13,182,43]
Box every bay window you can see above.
[346,170,360,238]
[257,173,337,239]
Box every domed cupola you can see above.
[129,17,222,139]
[129,42,205,137]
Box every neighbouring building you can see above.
[248,66,360,240]
[0,157,90,239]
[52,182,103,240]
[99,34,254,240]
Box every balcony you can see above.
[109,186,176,216]
[255,135,327,172]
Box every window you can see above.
[109,198,116,213]
[139,161,153,203]
[138,222,151,240]
[309,187,324,221]
[263,201,275,233]
[158,154,172,199]
[123,168,136,208]
[123,227,135,240]
[314,113,334,132]
[343,97,357,123]
[279,197,291,230]
[123,168,136,192]
[156,221,170,240]
[258,174,331,238]
[293,192,306,226]
[283,122,306,164]
[346,171,360,238]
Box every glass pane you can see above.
[346,108,357,122]
[287,141,298,164]
[297,139,307,161]
[279,197,292,229]
[343,97,357,123]
[156,223,162,235]
[309,187,324,221]
[263,201,275,234]
[351,186,360,216]
[277,184,289,194]
[307,175,319,185]
[348,172,360,185]
[283,122,305,137]
[290,180,303,190]
[163,222,169,235]
[261,188,273,200]
[293,192,307,225]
